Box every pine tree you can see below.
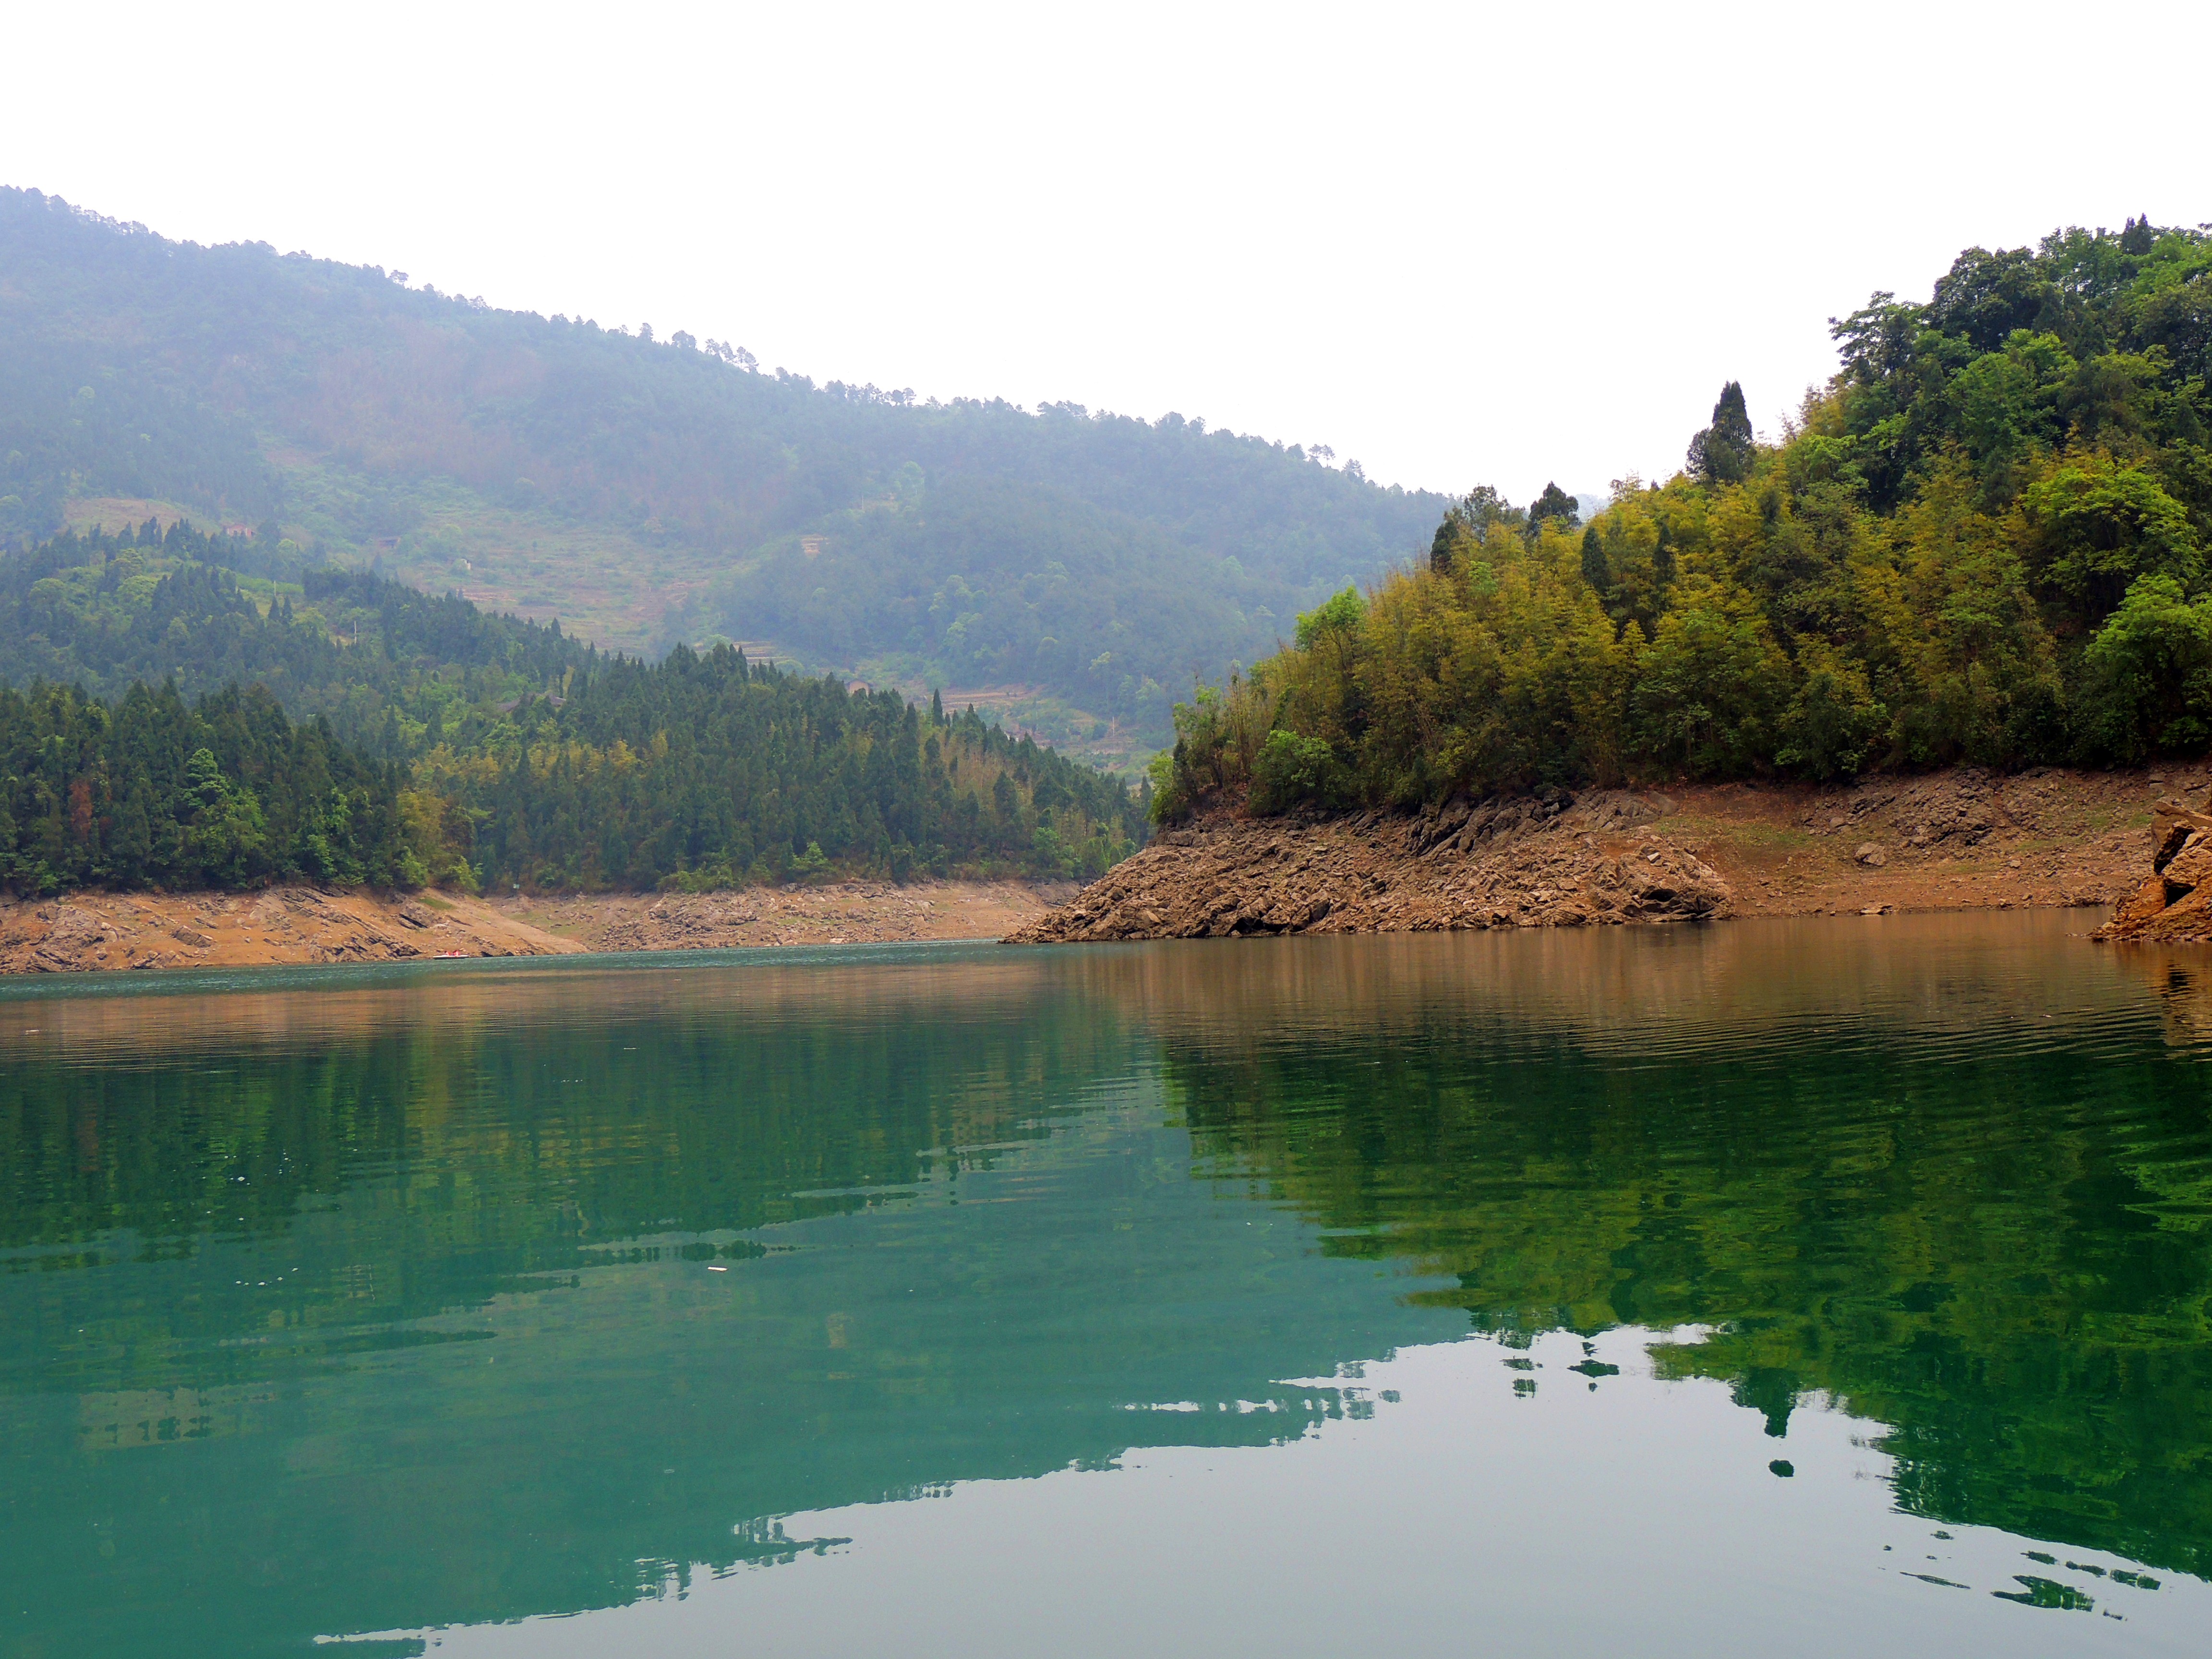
[1686,382,1755,485]
[1579,524,1609,590]
[1527,481,1579,529]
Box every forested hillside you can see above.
[0,522,1145,896]
[1160,219,2212,817]
[0,519,599,744]
[0,187,1444,748]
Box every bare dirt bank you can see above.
[1007,764,2202,944]
[491,880,1078,953]
[0,879,1079,977]
[0,888,577,975]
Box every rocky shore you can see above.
[4,768,2195,975]
[2096,798,2212,945]
[1006,790,1730,941]
[1008,764,2194,944]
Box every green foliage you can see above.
[1630,574,1786,776]
[1163,221,2212,813]
[0,680,412,894]
[1251,729,1350,813]
[1148,677,1274,823]
[2080,575,2212,761]
[1428,484,1523,574]
[1774,639,1887,781]
[416,650,1145,893]
[0,517,600,755]
[1293,587,1367,649]
[2021,453,2202,620]
[1687,381,1755,485]
[0,527,1145,895]
[1526,480,1580,529]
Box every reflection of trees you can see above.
[0,960,1446,1659]
[1154,920,2212,1578]
[0,960,1133,1388]
[4,916,2207,1655]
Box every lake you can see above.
[4,913,2210,1657]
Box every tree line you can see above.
[0,524,1145,897]
[1158,218,2212,817]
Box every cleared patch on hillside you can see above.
[271,456,721,656]
[62,497,224,536]
[860,672,1157,773]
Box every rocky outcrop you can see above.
[2095,799,2212,944]
[1006,789,1731,943]
[1013,762,2202,945]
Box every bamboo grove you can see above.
[1157,219,2212,818]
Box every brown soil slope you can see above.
[494,880,1077,953]
[0,880,1077,976]
[1009,765,2198,944]
[0,888,577,974]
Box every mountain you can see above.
[0,187,1447,757]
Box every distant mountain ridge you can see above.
[0,187,1448,751]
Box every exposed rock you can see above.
[1853,843,1887,867]
[2097,804,2212,944]
[1008,790,1732,944]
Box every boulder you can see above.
[2098,817,2212,942]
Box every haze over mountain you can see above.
[0,187,1447,757]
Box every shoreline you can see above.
[0,879,1078,977]
[5,763,2203,976]
[1009,764,2196,944]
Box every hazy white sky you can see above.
[5,2,2206,503]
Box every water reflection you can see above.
[1,915,2208,1657]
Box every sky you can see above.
[4,1,2207,505]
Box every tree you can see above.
[2021,455,2203,622]
[1527,481,1579,530]
[1629,577,1787,777]
[2079,573,2212,760]
[1430,486,1523,573]
[1774,640,1886,780]
[1687,382,1755,485]
[1579,524,1609,591]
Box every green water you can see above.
[4,915,2211,1657]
